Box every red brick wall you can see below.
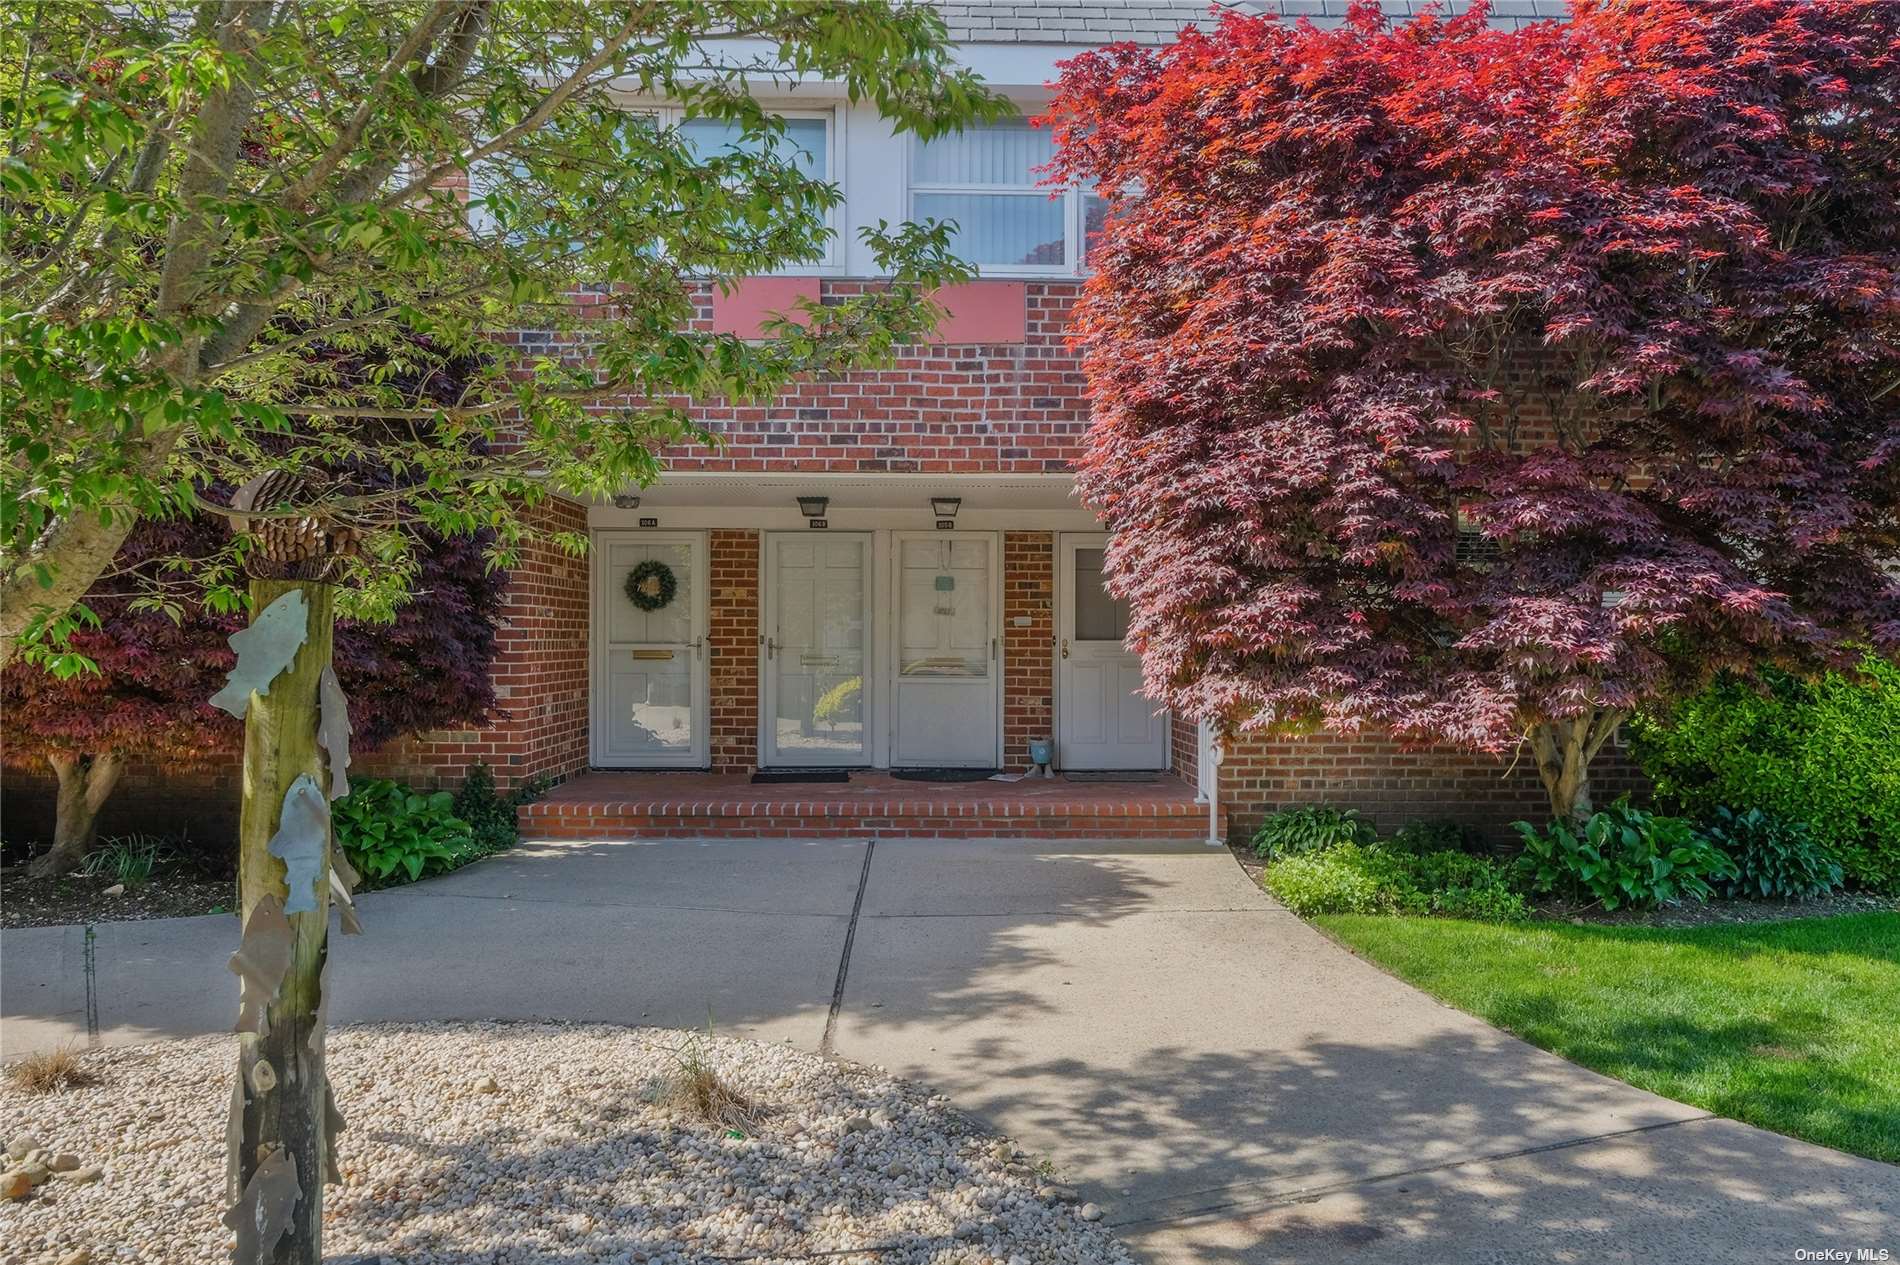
[1217,729,1648,844]
[512,281,1090,476]
[709,529,761,772]
[368,495,591,791]
[1,755,238,852]
[1170,713,1201,789]
[1003,532,1055,772]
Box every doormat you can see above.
[751,770,852,785]
[890,768,999,783]
[1063,771,1166,782]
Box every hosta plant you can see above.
[1514,800,1738,911]
[334,779,476,887]
[1699,808,1844,902]
[1251,805,1377,859]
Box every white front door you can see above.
[764,533,872,766]
[891,532,999,768]
[593,532,708,767]
[1058,534,1168,770]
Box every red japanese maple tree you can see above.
[1047,0,1900,819]
[1,517,506,875]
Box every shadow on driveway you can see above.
[4,834,1895,1263]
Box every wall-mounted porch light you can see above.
[797,495,829,518]
[612,493,641,509]
[930,496,962,518]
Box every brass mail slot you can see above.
[629,649,675,660]
[799,655,838,667]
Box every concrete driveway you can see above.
[5,836,1896,1262]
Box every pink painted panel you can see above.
[709,276,819,337]
[930,282,1028,344]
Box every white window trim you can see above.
[907,121,1087,279]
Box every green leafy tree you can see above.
[1,0,1000,666]
[1,6,998,1260]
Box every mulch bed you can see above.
[1535,889,1898,929]
[0,867,234,929]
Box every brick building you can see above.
[411,0,1631,845]
[8,0,1628,851]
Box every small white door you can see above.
[593,533,708,767]
[1058,534,1168,770]
[891,532,999,767]
[764,533,872,766]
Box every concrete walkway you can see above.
[5,837,1896,1261]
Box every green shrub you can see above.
[452,762,549,857]
[1699,807,1844,901]
[1262,844,1403,914]
[1263,843,1528,921]
[1630,659,1899,892]
[1384,818,1486,856]
[334,778,476,887]
[1513,798,1738,911]
[1251,805,1377,859]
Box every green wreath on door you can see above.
[624,559,678,612]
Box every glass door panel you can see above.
[768,535,870,765]
[898,537,992,677]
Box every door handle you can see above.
[991,637,997,662]
[1060,638,1070,660]
[766,637,777,660]
[695,636,704,662]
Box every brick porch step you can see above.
[518,770,1218,841]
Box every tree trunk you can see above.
[1528,710,1625,823]
[28,752,126,877]
[231,578,335,1265]
[0,510,145,668]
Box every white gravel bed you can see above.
[1,1022,1133,1265]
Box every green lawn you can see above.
[1316,911,1900,1163]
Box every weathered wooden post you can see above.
[214,475,360,1264]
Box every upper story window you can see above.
[911,119,1091,275]
[678,114,829,182]
[675,110,837,268]
[469,108,838,267]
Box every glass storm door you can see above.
[764,534,872,766]
[1058,534,1167,770]
[891,533,999,768]
[595,533,707,767]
